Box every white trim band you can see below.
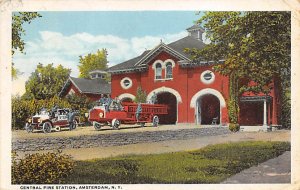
[190,88,226,108]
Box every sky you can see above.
[12,11,202,95]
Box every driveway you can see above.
[12,124,290,160]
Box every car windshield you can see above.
[39,109,49,115]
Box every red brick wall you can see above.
[111,51,230,124]
[110,50,281,126]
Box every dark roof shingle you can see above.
[70,77,111,94]
[108,35,206,73]
[108,50,150,72]
[168,36,205,58]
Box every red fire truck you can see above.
[88,101,168,130]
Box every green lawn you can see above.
[64,141,290,184]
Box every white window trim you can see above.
[164,59,175,68]
[165,61,174,79]
[152,60,164,81]
[152,59,176,81]
[200,70,215,84]
[120,77,133,89]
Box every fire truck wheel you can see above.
[42,121,52,133]
[140,123,145,127]
[93,122,102,130]
[152,115,159,127]
[112,119,120,130]
[25,123,33,133]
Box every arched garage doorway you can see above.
[157,92,177,124]
[121,98,133,103]
[147,87,182,124]
[196,94,220,124]
[190,88,226,125]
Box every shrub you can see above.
[229,123,240,132]
[12,151,74,184]
[134,86,147,103]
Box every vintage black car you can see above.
[25,107,80,133]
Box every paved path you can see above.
[222,151,291,184]
[12,127,231,151]
[14,130,290,161]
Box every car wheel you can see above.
[112,119,120,130]
[72,119,78,130]
[42,121,52,133]
[152,115,159,127]
[25,123,33,133]
[93,121,102,130]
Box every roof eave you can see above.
[108,67,148,74]
[135,43,191,67]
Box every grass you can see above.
[64,141,290,184]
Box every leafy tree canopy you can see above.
[187,11,291,94]
[23,63,71,100]
[78,49,109,79]
[12,12,41,79]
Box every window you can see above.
[203,72,212,80]
[200,70,215,84]
[123,79,131,87]
[165,62,173,79]
[155,63,162,79]
[120,77,133,89]
[91,73,97,79]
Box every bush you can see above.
[229,123,240,132]
[134,86,147,103]
[12,151,74,184]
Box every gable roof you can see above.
[108,36,206,74]
[108,50,150,73]
[59,77,111,97]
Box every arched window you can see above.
[166,62,173,79]
[155,63,162,79]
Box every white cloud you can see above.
[12,30,188,95]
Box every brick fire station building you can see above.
[107,25,281,129]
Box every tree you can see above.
[186,12,291,124]
[78,49,109,79]
[12,12,41,79]
[23,63,71,100]
[134,86,147,103]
